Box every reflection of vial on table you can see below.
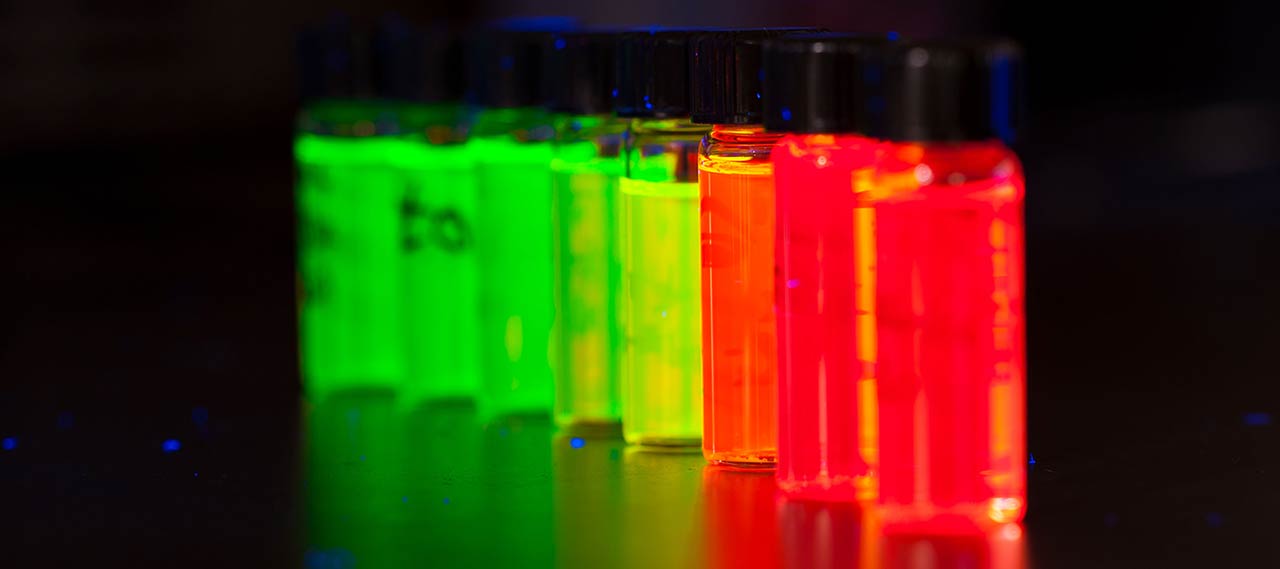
[295,20,405,399]
[615,30,710,446]
[691,29,816,468]
[371,20,481,407]
[546,31,628,431]
[765,34,887,501]
[873,41,1027,524]
[465,24,563,418]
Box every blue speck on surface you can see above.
[194,472,199,477]
[56,412,74,430]
[499,428,509,438]
[611,88,618,98]
[443,497,451,505]
[1243,412,1272,426]
[1206,512,1224,527]
[1028,453,1036,465]
[887,31,900,41]
[554,38,566,50]
[162,439,181,453]
[786,279,800,289]
[2,437,16,451]
[359,455,366,462]
[781,107,792,121]
[402,496,409,503]
[1103,513,1119,528]
[755,92,761,100]
[570,437,585,449]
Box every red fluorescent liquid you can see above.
[882,521,1026,569]
[873,141,1026,523]
[773,134,881,500]
[700,126,781,467]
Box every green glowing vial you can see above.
[296,91,407,399]
[614,31,710,446]
[371,22,483,407]
[546,31,628,431]
[465,27,562,418]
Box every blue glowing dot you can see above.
[887,31,900,41]
[570,437,585,449]
[786,279,800,289]
[402,496,409,503]
[162,439,181,453]
[359,455,366,462]
[1243,412,1272,426]
[194,472,199,477]
[2,437,16,451]
[781,107,792,121]
[499,428,509,438]
[56,412,74,430]
[501,56,514,70]
[1206,512,1224,528]
[645,102,653,110]
[192,406,209,427]
[755,92,762,100]
[1028,453,1036,465]
[554,38,566,50]
[442,497,451,505]
[611,88,618,98]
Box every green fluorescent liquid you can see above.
[551,115,626,428]
[390,127,481,406]
[468,108,557,418]
[296,126,406,399]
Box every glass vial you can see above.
[872,41,1027,524]
[546,31,628,431]
[295,21,406,400]
[464,25,563,418]
[615,30,710,446]
[691,29,816,467]
[764,34,888,500]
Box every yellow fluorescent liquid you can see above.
[619,177,704,446]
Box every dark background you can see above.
[2,0,1278,566]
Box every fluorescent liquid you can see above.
[772,134,881,500]
[391,135,481,405]
[873,141,1027,523]
[470,132,556,417]
[619,177,704,446]
[550,120,625,428]
[699,127,779,467]
[296,133,406,399]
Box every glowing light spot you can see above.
[401,496,409,503]
[442,497,451,505]
[661,310,668,318]
[1243,412,1272,426]
[914,164,933,185]
[2,437,16,451]
[999,524,1022,540]
[554,38,566,50]
[781,107,792,121]
[787,279,800,289]
[816,156,828,167]
[1028,453,1036,465]
[162,439,181,453]
[570,437,585,449]
[888,31,900,41]
[755,92,761,100]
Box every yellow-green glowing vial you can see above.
[615,30,709,446]
[545,30,629,431]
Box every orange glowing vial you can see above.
[692,28,817,468]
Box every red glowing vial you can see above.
[773,133,882,501]
[873,40,1027,524]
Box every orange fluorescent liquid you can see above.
[699,126,780,467]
